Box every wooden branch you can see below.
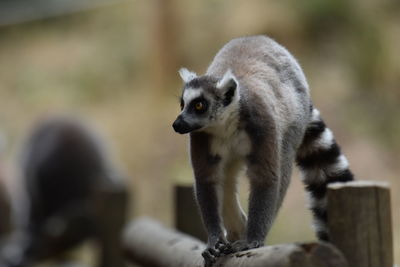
[123,217,348,267]
[327,181,393,267]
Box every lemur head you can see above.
[172,68,240,134]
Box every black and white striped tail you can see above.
[296,108,354,241]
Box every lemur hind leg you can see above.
[222,159,247,242]
[226,160,280,253]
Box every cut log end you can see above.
[328,180,389,190]
[328,180,393,267]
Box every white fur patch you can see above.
[216,69,237,89]
[222,189,247,240]
[327,155,349,175]
[307,193,327,211]
[313,218,328,233]
[315,128,334,150]
[210,128,251,161]
[312,108,320,121]
[179,68,197,83]
[182,88,201,104]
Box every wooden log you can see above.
[327,181,393,267]
[174,185,207,242]
[123,217,348,267]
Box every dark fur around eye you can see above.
[180,98,184,110]
[190,97,208,114]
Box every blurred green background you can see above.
[0,0,398,265]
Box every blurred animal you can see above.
[0,116,127,267]
[172,35,354,266]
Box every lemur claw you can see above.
[202,246,224,267]
[228,240,262,253]
[217,242,233,254]
[202,239,231,266]
[202,248,217,267]
[248,240,262,249]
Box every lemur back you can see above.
[172,35,354,267]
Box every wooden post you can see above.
[94,184,128,267]
[123,217,348,267]
[150,0,181,94]
[0,180,11,237]
[327,181,393,267]
[174,184,207,242]
[0,147,11,237]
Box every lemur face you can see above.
[172,68,238,134]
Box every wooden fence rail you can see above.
[123,217,348,267]
[123,181,393,267]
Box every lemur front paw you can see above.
[202,239,229,267]
[228,240,263,253]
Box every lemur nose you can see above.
[172,115,183,131]
[172,115,189,134]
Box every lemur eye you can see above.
[195,102,204,111]
[191,98,208,114]
[180,99,184,110]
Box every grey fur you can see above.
[172,35,353,265]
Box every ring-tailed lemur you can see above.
[172,35,354,266]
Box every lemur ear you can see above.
[179,68,197,83]
[217,69,238,106]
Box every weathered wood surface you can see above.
[0,181,11,238]
[123,217,348,267]
[94,184,128,267]
[174,185,207,242]
[328,181,393,267]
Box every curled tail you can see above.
[296,107,354,241]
